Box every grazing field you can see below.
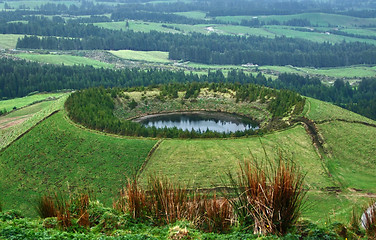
[0,34,24,49]
[318,121,376,192]
[139,124,372,223]
[0,101,53,131]
[259,65,376,79]
[265,25,376,45]
[215,25,276,37]
[0,93,64,112]
[174,11,208,20]
[139,125,331,190]
[109,50,171,63]
[16,53,114,68]
[342,28,376,37]
[303,97,376,124]
[0,111,157,216]
[0,94,69,150]
[95,20,181,33]
[1,90,375,224]
[217,13,376,27]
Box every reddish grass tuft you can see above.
[36,195,57,218]
[113,179,148,219]
[225,154,306,235]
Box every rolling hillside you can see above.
[0,94,375,223]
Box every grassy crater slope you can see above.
[0,109,157,216]
[0,91,375,224]
[138,97,376,222]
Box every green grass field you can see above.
[109,50,171,63]
[16,53,114,68]
[0,94,69,150]
[319,121,376,191]
[217,13,376,27]
[0,34,24,49]
[1,90,375,224]
[215,25,276,37]
[265,25,376,45]
[139,125,331,190]
[259,65,376,79]
[95,20,181,33]
[303,97,376,124]
[174,11,208,20]
[0,93,64,112]
[0,111,157,216]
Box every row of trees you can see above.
[1,58,375,120]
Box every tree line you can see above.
[1,58,375,120]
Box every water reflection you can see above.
[138,112,259,133]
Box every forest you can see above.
[11,19,376,67]
[1,58,375,121]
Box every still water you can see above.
[136,112,259,133]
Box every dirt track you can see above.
[0,115,32,130]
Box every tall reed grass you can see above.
[36,192,91,230]
[224,154,306,235]
[114,175,233,232]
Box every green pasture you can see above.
[319,121,376,191]
[174,11,208,20]
[95,20,214,34]
[95,21,181,33]
[342,27,376,37]
[140,125,331,190]
[303,97,376,124]
[0,93,64,112]
[265,25,376,44]
[217,13,376,28]
[0,111,157,217]
[139,125,369,223]
[109,50,171,63]
[259,65,376,79]
[16,53,114,68]
[0,94,69,150]
[215,25,276,37]
[0,34,24,49]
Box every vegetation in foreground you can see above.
[0,111,157,216]
[2,158,373,240]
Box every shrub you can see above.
[198,195,233,233]
[35,195,57,218]
[113,179,149,220]
[114,176,233,233]
[224,153,306,235]
[147,175,190,225]
[0,210,24,221]
[35,191,92,230]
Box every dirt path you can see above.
[0,114,32,130]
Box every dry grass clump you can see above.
[36,192,91,230]
[114,153,306,235]
[224,154,306,235]
[114,176,233,232]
